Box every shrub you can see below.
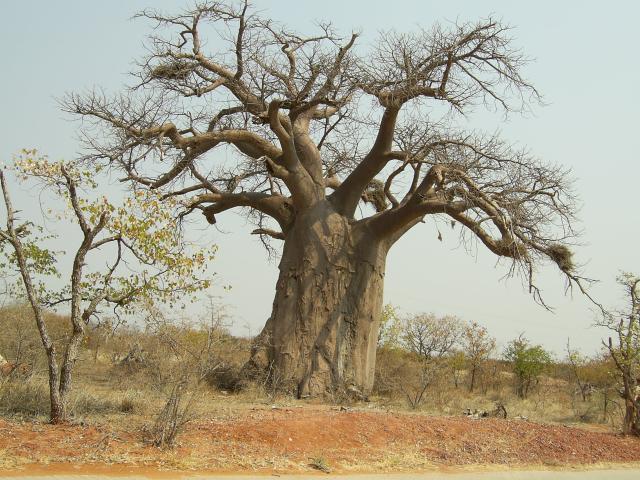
[119,395,138,413]
[145,382,195,448]
[205,363,246,392]
[504,335,552,398]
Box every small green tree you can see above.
[504,334,551,398]
[0,151,216,423]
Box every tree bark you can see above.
[469,365,477,393]
[248,200,389,398]
[621,377,640,436]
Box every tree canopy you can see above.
[64,1,588,305]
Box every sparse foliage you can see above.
[402,313,464,362]
[448,350,466,389]
[396,313,463,408]
[566,340,592,402]
[0,151,215,423]
[146,380,194,448]
[130,300,232,447]
[461,322,496,392]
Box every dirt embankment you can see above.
[1,407,640,475]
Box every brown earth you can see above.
[1,406,640,475]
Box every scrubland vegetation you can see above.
[0,301,629,440]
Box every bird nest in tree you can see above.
[547,244,574,273]
[150,60,195,81]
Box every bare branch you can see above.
[251,228,285,240]
[187,190,293,230]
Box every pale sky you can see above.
[1,1,638,356]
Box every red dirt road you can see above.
[1,407,639,474]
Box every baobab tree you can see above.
[65,1,587,398]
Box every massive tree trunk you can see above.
[249,200,389,398]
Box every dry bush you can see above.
[203,335,253,394]
[134,303,236,446]
[70,391,123,416]
[205,363,246,392]
[0,304,72,374]
[0,376,142,419]
[374,346,450,410]
[374,346,416,397]
[372,341,613,425]
[0,304,40,370]
[0,378,49,417]
[118,394,139,414]
[144,381,197,448]
[1,301,622,430]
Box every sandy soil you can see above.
[1,406,639,475]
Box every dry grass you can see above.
[0,356,620,438]
[0,353,619,433]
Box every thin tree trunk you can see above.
[9,228,65,422]
[54,191,98,422]
[58,328,85,420]
[621,378,640,435]
[469,365,476,392]
[2,172,65,423]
